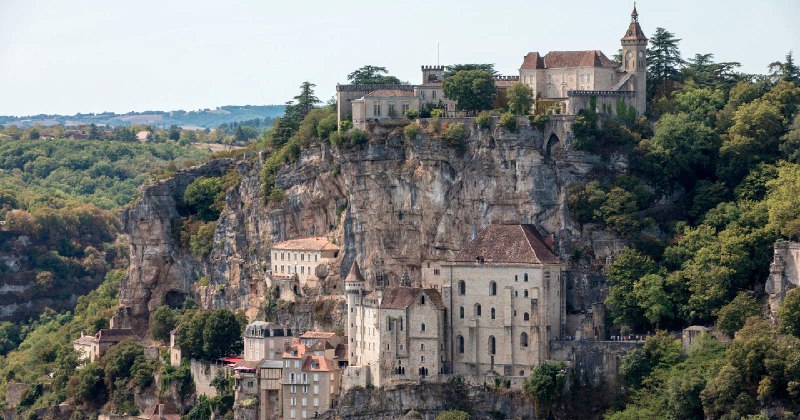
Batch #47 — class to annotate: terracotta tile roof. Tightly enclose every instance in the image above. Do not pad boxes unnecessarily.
[452,224,561,265]
[300,331,336,340]
[379,287,445,310]
[273,237,338,252]
[310,340,335,351]
[345,261,365,283]
[283,339,308,359]
[520,52,545,70]
[234,360,260,371]
[302,355,337,372]
[364,291,381,300]
[365,89,418,97]
[541,50,617,68]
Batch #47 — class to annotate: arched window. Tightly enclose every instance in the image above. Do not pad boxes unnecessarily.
[515,275,518,282]
[421,323,426,332]
[490,308,496,319]
[490,281,497,296]
[459,306,464,319]
[488,336,496,355]
[523,312,530,321]
[458,335,464,353]
[420,295,425,305]
[474,304,482,317]
[524,273,529,282]
[420,343,425,351]
[524,289,529,298]
[520,332,529,348]
[458,280,466,295]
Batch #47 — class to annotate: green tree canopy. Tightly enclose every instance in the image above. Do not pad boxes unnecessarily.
[716,291,760,337]
[347,65,402,85]
[442,70,497,114]
[778,288,800,337]
[443,64,496,79]
[647,27,686,100]
[183,176,225,221]
[507,83,534,115]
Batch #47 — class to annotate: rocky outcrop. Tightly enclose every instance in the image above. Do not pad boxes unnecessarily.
[118,119,621,332]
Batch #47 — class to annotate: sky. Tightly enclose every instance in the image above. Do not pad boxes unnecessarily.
[0,0,798,116]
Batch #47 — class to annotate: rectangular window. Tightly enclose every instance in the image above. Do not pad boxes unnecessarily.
[313,384,319,394]
[432,90,437,99]
[313,373,319,382]
[433,268,440,276]
[373,102,381,116]
[388,102,396,117]
[301,266,304,274]
[421,90,426,99]
[313,397,320,407]
[402,102,410,113]
[290,409,296,418]
[301,254,304,261]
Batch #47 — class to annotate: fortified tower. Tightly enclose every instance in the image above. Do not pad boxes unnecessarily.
[421,65,445,84]
[620,4,648,115]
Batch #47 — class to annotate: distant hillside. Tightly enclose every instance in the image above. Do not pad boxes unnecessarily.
[0,105,285,129]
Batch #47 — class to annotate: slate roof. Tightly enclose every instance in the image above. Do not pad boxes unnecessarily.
[521,50,617,70]
[621,21,648,42]
[452,224,561,265]
[379,287,445,310]
[272,237,338,252]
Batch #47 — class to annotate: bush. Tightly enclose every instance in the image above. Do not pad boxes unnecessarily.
[149,305,179,343]
[779,288,800,337]
[349,129,368,147]
[268,188,286,204]
[431,108,445,118]
[476,112,491,129]
[443,123,466,146]
[183,177,225,221]
[404,109,419,120]
[404,122,420,141]
[436,410,470,420]
[316,113,338,142]
[499,112,517,131]
[716,292,760,337]
[328,131,344,146]
[189,221,216,258]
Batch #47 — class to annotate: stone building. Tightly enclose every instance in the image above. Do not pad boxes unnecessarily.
[519,6,647,117]
[345,261,447,388]
[73,328,141,363]
[281,337,343,420]
[442,224,565,385]
[243,321,293,362]
[271,237,339,287]
[766,240,800,321]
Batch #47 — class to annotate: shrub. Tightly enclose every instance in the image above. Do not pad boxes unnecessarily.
[529,114,550,129]
[476,112,491,129]
[268,188,286,204]
[349,129,368,147]
[189,221,216,258]
[183,176,224,221]
[431,108,445,118]
[316,113,338,142]
[717,291,760,337]
[404,109,419,120]
[499,112,517,131]
[404,122,420,141]
[443,123,466,146]
[436,410,471,420]
[328,131,344,146]
[149,305,179,343]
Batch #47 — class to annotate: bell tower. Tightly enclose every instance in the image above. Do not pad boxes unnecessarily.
[621,4,648,115]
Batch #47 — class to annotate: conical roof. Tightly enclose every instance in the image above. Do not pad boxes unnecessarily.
[345,261,365,283]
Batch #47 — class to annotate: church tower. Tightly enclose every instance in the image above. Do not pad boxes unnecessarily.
[621,4,648,115]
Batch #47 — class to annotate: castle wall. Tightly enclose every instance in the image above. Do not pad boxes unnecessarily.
[766,241,800,321]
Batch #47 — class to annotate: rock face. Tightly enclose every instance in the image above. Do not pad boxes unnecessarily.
[117,119,619,334]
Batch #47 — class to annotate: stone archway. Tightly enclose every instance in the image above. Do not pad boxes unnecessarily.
[545,133,561,158]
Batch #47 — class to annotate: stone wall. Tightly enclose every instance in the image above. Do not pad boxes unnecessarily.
[549,340,641,390]
[190,358,229,397]
[766,241,800,321]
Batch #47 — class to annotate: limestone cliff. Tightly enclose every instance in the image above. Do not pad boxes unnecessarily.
[116,118,622,334]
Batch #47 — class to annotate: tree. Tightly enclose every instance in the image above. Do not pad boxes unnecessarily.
[633,273,673,328]
[442,70,497,114]
[523,361,565,417]
[70,362,107,406]
[645,113,719,189]
[347,65,402,85]
[443,64,496,79]
[716,292,760,337]
[506,83,534,115]
[683,53,742,91]
[647,27,686,100]
[177,310,207,359]
[768,51,800,84]
[183,176,224,221]
[605,248,659,330]
[168,125,181,141]
[87,123,101,140]
[778,288,800,337]
[288,82,321,123]
[202,309,243,359]
[149,305,179,343]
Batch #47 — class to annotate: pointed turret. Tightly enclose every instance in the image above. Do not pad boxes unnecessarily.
[344,260,365,294]
[621,4,647,43]
[631,3,638,22]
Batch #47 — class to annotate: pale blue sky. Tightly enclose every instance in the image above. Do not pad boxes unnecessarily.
[0,0,797,116]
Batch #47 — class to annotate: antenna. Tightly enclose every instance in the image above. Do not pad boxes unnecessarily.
[437,42,440,66]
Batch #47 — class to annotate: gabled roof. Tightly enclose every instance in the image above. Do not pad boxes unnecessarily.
[300,331,337,340]
[520,52,545,70]
[379,287,445,310]
[272,237,338,252]
[283,339,308,359]
[452,224,561,265]
[96,328,140,343]
[309,340,335,351]
[302,355,337,372]
[74,335,96,346]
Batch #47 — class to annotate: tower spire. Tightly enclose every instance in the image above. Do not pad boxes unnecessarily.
[631,3,638,22]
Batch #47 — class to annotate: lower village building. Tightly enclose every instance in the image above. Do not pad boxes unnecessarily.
[344,223,565,389]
